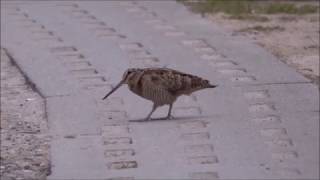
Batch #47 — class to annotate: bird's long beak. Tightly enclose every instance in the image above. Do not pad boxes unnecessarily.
[102,80,124,100]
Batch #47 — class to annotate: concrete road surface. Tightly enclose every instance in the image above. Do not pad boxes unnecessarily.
[1,1,319,179]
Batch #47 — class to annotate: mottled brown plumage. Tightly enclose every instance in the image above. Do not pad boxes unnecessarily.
[103,68,217,121]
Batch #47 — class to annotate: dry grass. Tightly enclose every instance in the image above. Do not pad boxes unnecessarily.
[238,25,285,33]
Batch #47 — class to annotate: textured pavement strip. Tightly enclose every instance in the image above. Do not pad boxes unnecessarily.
[1,1,319,179]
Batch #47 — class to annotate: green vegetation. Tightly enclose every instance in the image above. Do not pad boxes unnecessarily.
[258,3,319,14]
[238,25,285,33]
[180,0,319,18]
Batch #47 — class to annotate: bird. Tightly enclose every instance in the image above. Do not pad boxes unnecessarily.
[102,68,217,121]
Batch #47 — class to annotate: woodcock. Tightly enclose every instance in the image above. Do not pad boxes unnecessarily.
[102,68,217,121]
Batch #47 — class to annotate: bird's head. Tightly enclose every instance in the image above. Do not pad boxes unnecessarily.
[102,68,141,100]
[122,68,140,84]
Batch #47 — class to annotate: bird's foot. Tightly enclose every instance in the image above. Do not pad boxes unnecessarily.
[166,115,175,120]
[156,115,174,120]
[129,116,174,122]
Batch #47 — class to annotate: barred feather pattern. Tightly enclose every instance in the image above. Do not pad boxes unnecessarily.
[142,82,176,106]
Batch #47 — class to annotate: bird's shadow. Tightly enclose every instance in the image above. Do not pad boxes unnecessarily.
[129,115,212,123]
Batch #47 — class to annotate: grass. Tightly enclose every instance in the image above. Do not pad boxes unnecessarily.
[181,0,252,15]
[180,0,319,19]
[238,25,285,33]
[258,3,319,14]
[228,14,269,22]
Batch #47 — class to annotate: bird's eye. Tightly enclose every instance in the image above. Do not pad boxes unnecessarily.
[124,69,134,79]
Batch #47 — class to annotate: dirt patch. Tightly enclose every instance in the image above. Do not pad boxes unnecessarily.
[181,1,319,85]
[209,12,319,84]
[0,48,51,180]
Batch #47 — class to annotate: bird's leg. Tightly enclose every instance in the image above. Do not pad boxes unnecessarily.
[165,103,174,120]
[143,104,157,121]
[157,104,174,120]
[129,104,157,122]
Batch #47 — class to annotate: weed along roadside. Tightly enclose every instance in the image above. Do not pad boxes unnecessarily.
[180,0,319,16]
[180,0,320,85]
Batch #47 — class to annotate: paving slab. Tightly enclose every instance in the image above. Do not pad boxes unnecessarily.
[1,1,319,180]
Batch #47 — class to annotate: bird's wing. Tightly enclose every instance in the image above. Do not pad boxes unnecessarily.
[142,68,205,95]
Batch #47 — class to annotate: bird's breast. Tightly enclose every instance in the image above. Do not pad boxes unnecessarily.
[128,83,142,96]
[127,81,175,105]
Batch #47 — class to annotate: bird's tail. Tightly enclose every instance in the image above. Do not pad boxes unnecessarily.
[187,76,217,91]
[200,79,217,89]
[207,84,218,88]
